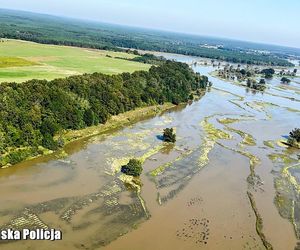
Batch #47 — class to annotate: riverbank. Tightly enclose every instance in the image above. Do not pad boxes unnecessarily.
[0,103,175,169]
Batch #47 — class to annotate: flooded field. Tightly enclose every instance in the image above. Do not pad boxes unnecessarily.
[0,54,299,250]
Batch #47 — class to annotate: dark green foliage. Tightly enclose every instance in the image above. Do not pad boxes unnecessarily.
[0,9,294,66]
[83,109,95,126]
[247,79,266,91]
[41,118,60,136]
[259,78,266,84]
[289,128,300,142]
[261,68,275,78]
[0,61,207,167]
[121,159,143,177]
[288,128,300,148]
[163,128,176,143]
[240,69,247,75]
[131,54,165,65]
[281,77,291,84]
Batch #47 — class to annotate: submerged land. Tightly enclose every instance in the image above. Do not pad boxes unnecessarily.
[0,9,300,250]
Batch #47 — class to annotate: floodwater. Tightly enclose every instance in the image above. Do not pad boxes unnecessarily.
[0,54,299,250]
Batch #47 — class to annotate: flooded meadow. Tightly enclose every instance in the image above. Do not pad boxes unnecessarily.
[0,54,299,250]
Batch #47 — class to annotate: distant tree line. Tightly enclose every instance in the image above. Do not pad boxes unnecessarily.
[130,53,166,65]
[0,61,209,167]
[0,10,294,67]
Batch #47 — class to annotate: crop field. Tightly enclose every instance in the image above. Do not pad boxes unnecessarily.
[0,39,150,83]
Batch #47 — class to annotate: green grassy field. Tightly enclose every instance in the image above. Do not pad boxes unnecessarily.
[0,39,150,83]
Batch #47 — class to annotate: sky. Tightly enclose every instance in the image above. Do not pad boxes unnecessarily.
[0,0,299,48]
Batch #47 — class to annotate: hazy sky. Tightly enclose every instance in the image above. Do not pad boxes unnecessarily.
[0,0,299,48]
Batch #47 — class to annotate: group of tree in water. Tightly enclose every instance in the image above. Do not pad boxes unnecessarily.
[121,127,176,177]
[0,61,209,167]
[217,64,296,92]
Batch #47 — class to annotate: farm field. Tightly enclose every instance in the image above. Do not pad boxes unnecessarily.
[0,39,150,83]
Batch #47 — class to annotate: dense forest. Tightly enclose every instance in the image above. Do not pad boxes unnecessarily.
[0,9,294,67]
[0,61,209,167]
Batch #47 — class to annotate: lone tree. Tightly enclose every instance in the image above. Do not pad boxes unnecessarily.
[163,128,176,143]
[121,159,143,177]
[281,77,291,84]
[287,128,300,148]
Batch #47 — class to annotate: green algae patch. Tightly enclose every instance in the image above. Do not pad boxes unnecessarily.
[268,153,294,165]
[217,118,240,124]
[282,164,300,194]
[264,141,275,149]
[198,117,233,169]
[276,140,290,148]
[201,118,232,141]
[247,192,273,250]
[226,127,256,146]
[119,174,141,192]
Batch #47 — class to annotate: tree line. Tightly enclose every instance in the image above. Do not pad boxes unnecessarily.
[0,61,209,167]
[0,9,294,67]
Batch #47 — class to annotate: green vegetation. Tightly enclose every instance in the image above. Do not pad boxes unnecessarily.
[281,77,291,84]
[247,79,266,91]
[247,192,273,250]
[163,128,176,143]
[288,128,300,148]
[259,78,266,84]
[131,53,165,65]
[0,9,293,66]
[261,68,275,78]
[121,159,143,177]
[0,60,209,167]
[0,40,150,83]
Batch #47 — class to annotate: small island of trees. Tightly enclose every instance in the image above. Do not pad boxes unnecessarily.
[163,128,176,143]
[247,79,266,91]
[121,159,143,177]
[281,77,291,84]
[287,128,300,148]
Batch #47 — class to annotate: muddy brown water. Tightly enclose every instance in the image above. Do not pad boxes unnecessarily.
[0,54,299,250]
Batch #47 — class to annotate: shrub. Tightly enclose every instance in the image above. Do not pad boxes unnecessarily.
[163,128,176,143]
[287,128,300,148]
[121,159,143,177]
[289,128,300,142]
[281,77,291,84]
